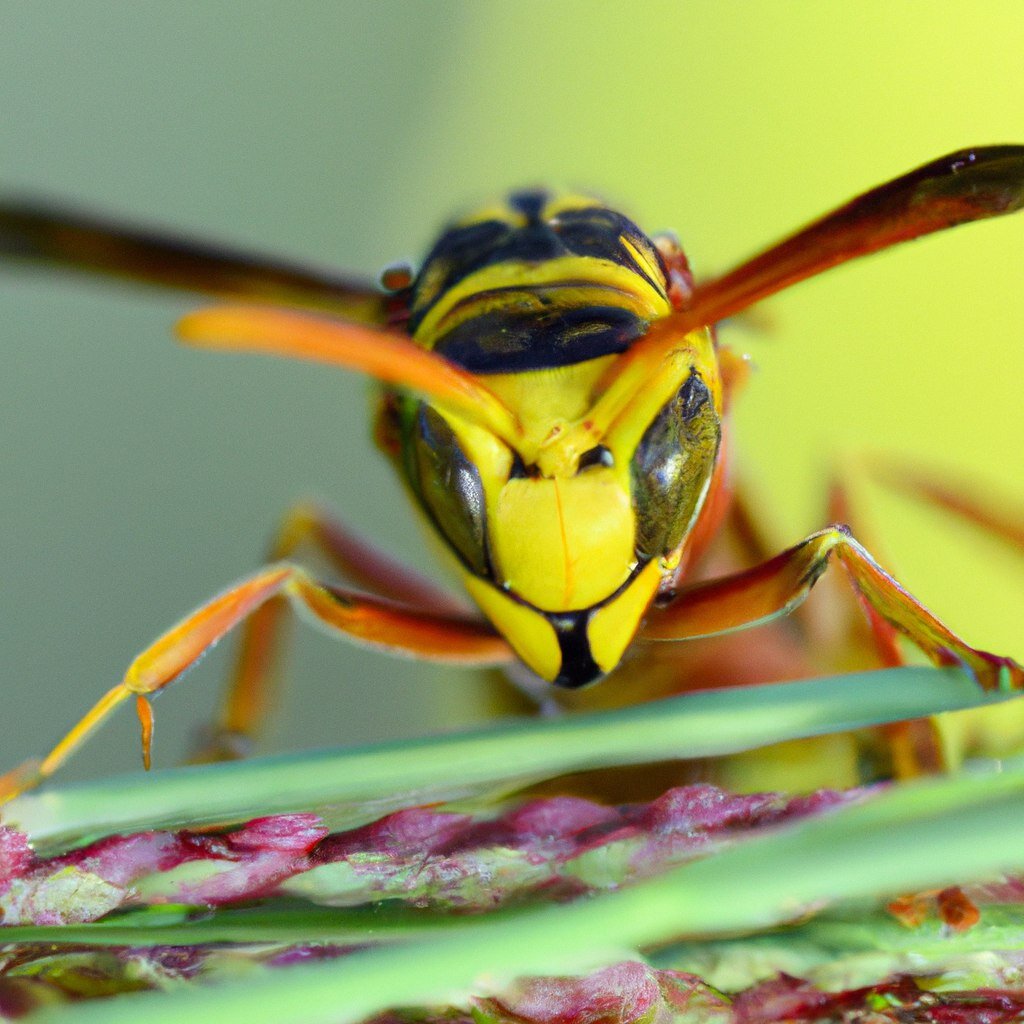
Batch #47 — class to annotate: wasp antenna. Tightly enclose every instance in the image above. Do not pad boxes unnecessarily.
[688,145,1024,327]
[584,317,700,440]
[622,146,1024,373]
[176,305,523,446]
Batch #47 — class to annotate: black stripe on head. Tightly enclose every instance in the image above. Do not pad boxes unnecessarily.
[434,303,649,372]
[410,217,561,333]
[550,207,667,296]
[410,196,667,336]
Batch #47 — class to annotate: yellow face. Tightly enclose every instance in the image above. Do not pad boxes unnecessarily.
[395,327,722,687]
[391,189,723,687]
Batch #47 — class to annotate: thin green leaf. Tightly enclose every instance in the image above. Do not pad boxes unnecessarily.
[30,756,1024,1024]
[5,666,1011,852]
[0,903,456,947]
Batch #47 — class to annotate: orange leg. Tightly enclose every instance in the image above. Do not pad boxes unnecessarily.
[819,483,952,777]
[642,524,1024,693]
[0,563,512,802]
[692,479,901,666]
[200,504,468,760]
[811,481,905,669]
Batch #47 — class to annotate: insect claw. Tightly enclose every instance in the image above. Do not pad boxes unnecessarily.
[960,651,1024,694]
[136,695,155,771]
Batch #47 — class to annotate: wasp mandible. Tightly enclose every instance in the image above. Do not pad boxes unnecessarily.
[1,146,1022,798]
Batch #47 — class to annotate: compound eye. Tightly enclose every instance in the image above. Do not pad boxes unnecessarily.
[410,404,490,578]
[630,372,720,560]
[577,444,614,472]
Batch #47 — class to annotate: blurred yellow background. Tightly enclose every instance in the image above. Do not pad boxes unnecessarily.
[0,2,1021,782]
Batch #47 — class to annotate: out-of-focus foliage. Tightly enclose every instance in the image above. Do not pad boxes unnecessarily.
[3,671,1024,1022]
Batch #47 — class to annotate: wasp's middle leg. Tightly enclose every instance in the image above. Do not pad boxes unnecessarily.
[642,524,1024,693]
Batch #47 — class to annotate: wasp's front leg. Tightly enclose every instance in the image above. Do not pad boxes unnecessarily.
[642,525,1024,693]
[0,564,512,803]
[196,503,470,762]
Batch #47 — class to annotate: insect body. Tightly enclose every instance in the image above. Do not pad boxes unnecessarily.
[1,147,1023,798]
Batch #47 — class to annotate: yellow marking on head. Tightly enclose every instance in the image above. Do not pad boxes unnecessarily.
[463,575,561,682]
[541,194,604,218]
[490,470,636,612]
[552,477,573,607]
[413,255,671,351]
[411,258,451,315]
[620,235,667,297]
[475,357,615,472]
[452,202,528,230]
[479,357,615,435]
[588,560,662,673]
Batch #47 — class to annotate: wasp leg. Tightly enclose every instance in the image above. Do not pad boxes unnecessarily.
[0,564,512,802]
[794,482,903,667]
[642,524,1024,693]
[822,482,948,778]
[199,504,467,761]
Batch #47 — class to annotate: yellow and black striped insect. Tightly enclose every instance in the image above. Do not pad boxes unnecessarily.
[1,146,1023,798]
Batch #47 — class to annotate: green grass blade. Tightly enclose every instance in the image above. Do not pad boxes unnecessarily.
[5,666,1012,852]
[30,757,1024,1024]
[0,903,458,947]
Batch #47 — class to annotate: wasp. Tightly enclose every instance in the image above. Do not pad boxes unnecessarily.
[1,146,1022,799]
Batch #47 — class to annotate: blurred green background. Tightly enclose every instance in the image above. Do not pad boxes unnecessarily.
[0,2,1021,783]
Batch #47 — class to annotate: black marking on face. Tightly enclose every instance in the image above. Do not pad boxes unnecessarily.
[431,302,648,372]
[577,444,614,472]
[508,450,531,480]
[549,206,666,298]
[547,610,603,688]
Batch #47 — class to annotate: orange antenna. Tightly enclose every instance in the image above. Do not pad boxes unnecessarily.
[177,305,524,447]
[609,145,1024,388]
